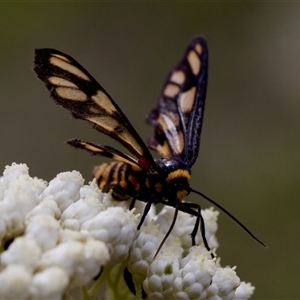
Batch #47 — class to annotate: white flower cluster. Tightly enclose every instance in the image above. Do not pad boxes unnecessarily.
[0,163,255,300]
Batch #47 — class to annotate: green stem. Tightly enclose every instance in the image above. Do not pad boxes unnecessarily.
[88,267,110,297]
[106,263,125,299]
[135,283,142,300]
[81,286,90,300]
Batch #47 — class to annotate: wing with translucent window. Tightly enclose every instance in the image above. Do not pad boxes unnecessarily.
[34,48,156,170]
[146,36,208,168]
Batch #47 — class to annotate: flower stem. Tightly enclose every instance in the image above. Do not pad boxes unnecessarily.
[88,267,110,297]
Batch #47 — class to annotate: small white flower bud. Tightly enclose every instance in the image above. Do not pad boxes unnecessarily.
[39,239,110,286]
[40,171,84,212]
[2,163,30,188]
[25,214,60,251]
[61,184,105,230]
[128,220,165,286]
[1,236,42,272]
[30,267,69,300]
[58,228,90,243]
[26,199,61,220]
[234,281,255,299]
[82,206,138,263]
[0,174,41,240]
[0,264,32,299]
[207,267,240,299]
[143,248,181,299]
[173,246,216,300]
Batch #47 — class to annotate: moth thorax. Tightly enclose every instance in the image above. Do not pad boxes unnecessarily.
[166,169,191,201]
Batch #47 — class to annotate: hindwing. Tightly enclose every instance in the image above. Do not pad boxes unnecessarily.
[34,49,156,170]
[68,138,142,170]
[147,36,208,168]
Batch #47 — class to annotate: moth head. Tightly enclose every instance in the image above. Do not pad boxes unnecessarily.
[165,169,191,201]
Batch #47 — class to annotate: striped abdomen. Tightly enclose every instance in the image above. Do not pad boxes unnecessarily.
[93,161,143,200]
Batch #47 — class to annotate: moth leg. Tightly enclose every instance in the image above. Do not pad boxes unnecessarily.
[123,267,147,299]
[178,202,214,258]
[177,202,201,245]
[129,197,137,210]
[137,195,156,230]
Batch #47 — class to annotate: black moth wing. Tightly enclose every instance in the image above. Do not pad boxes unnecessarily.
[34,48,156,170]
[147,36,208,168]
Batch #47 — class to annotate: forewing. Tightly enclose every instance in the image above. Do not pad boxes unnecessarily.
[147,36,208,167]
[34,48,156,169]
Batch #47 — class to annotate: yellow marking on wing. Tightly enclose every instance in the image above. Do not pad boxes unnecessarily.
[86,114,145,157]
[52,53,71,63]
[156,142,172,159]
[158,112,180,131]
[166,169,191,183]
[170,70,185,85]
[157,114,183,154]
[194,43,203,55]
[164,83,180,98]
[87,115,119,132]
[48,76,78,88]
[187,50,200,75]
[84,143,102,153]
[73,141,141,169]
[168,112,180,126]
[177,131,184,153]
[157,114,170,131]
[131,164,143,172]
[91,91,117,114]
[111,154,140,169]
[89,106,101,114]
[49,56,91,81]
[55,87,87,101]
[118,131,144,155]
[178,86,196,114]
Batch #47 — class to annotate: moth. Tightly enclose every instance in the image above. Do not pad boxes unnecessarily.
[34,36,265,257]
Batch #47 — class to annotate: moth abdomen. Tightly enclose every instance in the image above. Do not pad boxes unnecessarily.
[93,161,143,201]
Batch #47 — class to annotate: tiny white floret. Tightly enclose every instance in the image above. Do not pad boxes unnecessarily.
[1,236,42,272]
[0,264,32,299]
[40,171,84,212]
[30,266,69,299]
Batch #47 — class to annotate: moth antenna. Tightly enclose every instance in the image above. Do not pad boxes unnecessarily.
[153,200,180,259]
[190,188,267,248]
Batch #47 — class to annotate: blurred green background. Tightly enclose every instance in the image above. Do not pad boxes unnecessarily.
[0,3,299,299]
